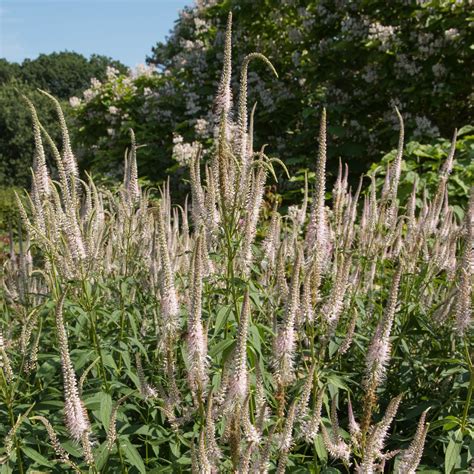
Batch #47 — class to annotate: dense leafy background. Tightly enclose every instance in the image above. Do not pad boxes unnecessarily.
[0,53,126,188]
[70,0,472,189]
[1,1,472,199]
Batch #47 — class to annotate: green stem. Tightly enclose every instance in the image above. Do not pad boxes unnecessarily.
[6,397,24,474]
[80,279,109,390]
[461,341,473,431]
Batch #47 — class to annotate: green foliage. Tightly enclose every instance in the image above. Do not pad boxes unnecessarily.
[0,187,21,260]
[0,187,20,230]
[371,125,474,212]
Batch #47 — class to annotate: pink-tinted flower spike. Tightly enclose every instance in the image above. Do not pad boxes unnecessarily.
[274,248,302,385]
[364,266,402,389]
[127,129,140,204]
[39,89,79,182]
[187,234,208,394]
[454,188,473,335]
[227,289,251,405]
[397,409,429,474]
[215,12,233,134]
[306,108,329,262]
[55,291,91,442]
[157,201,180,333]
[23,96,50,197]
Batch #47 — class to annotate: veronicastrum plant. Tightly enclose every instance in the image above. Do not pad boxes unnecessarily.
[1,13,473,474]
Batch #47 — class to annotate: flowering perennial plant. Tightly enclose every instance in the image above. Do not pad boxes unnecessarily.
[0,15,473,473]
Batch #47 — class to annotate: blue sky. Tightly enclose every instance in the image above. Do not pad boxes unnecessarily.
[0,0,191,67]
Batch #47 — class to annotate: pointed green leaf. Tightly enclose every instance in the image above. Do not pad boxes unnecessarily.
[122,438,146,474]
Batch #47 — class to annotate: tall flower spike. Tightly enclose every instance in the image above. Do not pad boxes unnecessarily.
[301,387,324,442]
[199,430,212,474]
[368,175,378,236]
[30,416,81,473]
[361,394,403,471]
[364,266,402,389]
[240,160,267,275]
[396,409,429,474]
[189,148,205,228]
[215,12,233,126]
[127,129,140,204]
[247,101,258,159]
[273,248,302,385]
[205,393,221,462]
[254,362,269,432]
[323,252,351,332]
[157,202,180,334]
[212,14,234,208]
[215,116,233,211]
[135,353,157,400]
[347,397,361,447]
[339,302,359,354]
[123,147,129,190]
[306,108,329,263]
[262,204,281,267]
[28,180,46,237]
[383,108,404,230]
[332,159,346,235]
[106,393,131,451]
[275,243,289,300]
[242,394,261,444]
[0,329,13,383]
[55,291,91,443]
[204,164,219,233]
[1,407,33,464]
[187,234,208,395]
[280,400,297,452]
[455,187,473,335]
[361,266,402,442]
[39,90,79,182]
[227,289,251,406]
[23,96,50,197]
[429,129,457,231]
[320,422,350,462]
[388,107,404,200]
[297,363,315,420]
[39,122,70,199]
[406,178,418,226]
[237,53,277,190]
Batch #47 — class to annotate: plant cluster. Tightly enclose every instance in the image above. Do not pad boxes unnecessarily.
[0,16,473,473]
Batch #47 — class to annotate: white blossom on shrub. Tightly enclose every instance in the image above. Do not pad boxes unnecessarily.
[172,134,200,166]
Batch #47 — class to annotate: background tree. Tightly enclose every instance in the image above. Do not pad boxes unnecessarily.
[18,52,127,99]
[72,0,472,196]
[0,52,127,188]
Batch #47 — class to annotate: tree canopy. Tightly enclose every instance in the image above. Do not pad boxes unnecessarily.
[0,52,127,99]
[0,52,127,187]
[70,0,472,193]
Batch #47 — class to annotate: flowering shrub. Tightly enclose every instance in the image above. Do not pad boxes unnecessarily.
[73,0,472,190]
[70,65,183,181]
[1,18,473,473]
